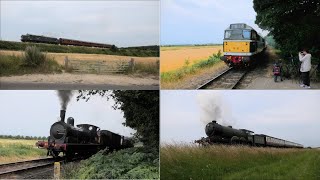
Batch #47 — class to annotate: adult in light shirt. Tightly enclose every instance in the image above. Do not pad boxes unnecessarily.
[299,49,312,89]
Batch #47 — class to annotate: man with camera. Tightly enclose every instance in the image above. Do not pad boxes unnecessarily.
[299,49,312,88]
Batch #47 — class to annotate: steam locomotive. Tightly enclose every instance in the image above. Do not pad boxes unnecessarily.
[220,23,266,67]
[21,34,115,49]
[36,110,133,158]
[197,120,303,148]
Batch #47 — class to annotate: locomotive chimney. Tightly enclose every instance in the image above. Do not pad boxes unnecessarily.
[212,120,217,123]
[60,110,66,122]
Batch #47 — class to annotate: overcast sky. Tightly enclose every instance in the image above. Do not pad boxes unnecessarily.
[0,91,135,137]
[161,90,320,148]
[0,0,159,47]
[161,0,268,45]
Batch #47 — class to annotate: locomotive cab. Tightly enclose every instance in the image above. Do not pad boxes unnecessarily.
[221,23,266,67]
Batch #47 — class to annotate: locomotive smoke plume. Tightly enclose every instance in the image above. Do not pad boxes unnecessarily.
[57,90,74,110]
[197,92,234,126]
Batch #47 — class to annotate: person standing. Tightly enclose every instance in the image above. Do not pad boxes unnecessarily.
[299,49,312,88]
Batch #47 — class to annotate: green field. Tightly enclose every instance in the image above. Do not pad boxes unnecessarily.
[0,138,47,164]
[0,40,159,57]
[161,144,320,180]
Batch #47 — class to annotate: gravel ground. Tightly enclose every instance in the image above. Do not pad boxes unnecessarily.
[0,73,159,90]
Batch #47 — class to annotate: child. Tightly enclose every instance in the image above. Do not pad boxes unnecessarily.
[273,62,283,82]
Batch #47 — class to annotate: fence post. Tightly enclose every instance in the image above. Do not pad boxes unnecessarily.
[54,162,60,179]
[130,58,135,72]
[64,56,69,70]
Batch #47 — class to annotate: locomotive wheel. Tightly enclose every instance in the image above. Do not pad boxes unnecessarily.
[231,136,239,145]
[49,150,60,158]
[239,137,247,145]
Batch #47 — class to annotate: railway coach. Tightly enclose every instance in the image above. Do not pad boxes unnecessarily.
[220,23,266,67]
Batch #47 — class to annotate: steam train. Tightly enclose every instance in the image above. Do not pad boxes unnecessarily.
[198,120,303,148]
[36,110,133,158]
[21,34,115,49]
[220,23,266,67]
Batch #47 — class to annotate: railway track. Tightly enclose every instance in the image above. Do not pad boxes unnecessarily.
[0,157,61,177]
[197,67,248,89]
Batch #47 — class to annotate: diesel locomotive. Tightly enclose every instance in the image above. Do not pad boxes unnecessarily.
[21,34,115,49]
[220,23,266,67]
[36,110,133,158]
[197,120,303,148]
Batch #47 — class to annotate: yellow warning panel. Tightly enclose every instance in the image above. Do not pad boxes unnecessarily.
[224,41,250,53]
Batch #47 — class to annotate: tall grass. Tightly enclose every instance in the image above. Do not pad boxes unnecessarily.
[161,51,222,82]
[130,60,159,75]
[161,144,320,180]
[0,46,62,76]
[0,138,47,164]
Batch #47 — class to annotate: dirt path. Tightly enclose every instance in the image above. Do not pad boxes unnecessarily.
[238,48,320,89]
[0,73,159,89]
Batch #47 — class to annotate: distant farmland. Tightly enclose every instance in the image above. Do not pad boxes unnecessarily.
[0,138,46,164]
[0,40,159,57]
[160,45,223,72]
[161,144,320,180]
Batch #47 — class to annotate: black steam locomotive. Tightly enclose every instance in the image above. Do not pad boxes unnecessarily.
[197,120,303,148]
[36,110,133,158]
[21,34,115,49]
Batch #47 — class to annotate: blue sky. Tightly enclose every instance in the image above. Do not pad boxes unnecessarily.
[0,91,135,137]
[161,0,268,45]
[0,1,159,47]
[161,90,320,147]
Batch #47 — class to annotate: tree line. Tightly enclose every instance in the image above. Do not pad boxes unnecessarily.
[254,0,320,62]
[0,134,47,140]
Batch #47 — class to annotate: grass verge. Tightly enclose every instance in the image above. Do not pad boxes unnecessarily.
[0,47,62,76]
[0,138,47,164]
[161,144,320,180]
[161,51,221,82]
[62,147,159,179]
[0,40,159,57]
[129,60,159,75]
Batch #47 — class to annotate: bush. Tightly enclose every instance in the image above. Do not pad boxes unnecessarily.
[22,46,46,67]
[63,147,159,179]
[0,47,62,76]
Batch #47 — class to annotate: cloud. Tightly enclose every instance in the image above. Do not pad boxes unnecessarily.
[1,1,159,47]
[161,0,268,44]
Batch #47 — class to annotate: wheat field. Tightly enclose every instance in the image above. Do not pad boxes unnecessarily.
[160,45,223,72]
[0,50,159,65]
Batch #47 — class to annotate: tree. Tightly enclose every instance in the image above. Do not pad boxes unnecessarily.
[254,0,320,60]
[77,90,159,149]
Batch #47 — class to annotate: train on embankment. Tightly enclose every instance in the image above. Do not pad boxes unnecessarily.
[220,23,266,67]
[21,34,116,49]
[196,120,303,148]
[36,110,133,159]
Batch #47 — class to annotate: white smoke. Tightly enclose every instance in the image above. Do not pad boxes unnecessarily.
[196,91,234,126]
